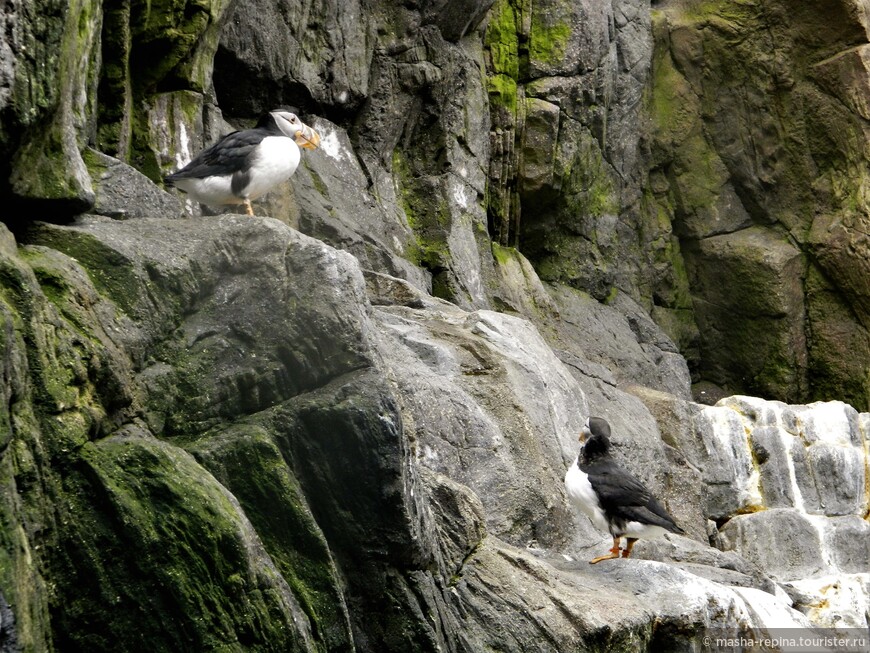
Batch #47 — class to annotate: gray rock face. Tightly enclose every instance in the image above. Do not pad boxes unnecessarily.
[423,0,495,42]
[1,0,99,215]
[4,0,870,649]
[686,396,870,627]
[650,0,870,408]
[373,298,587,548]
[292,117,431,291]
[85,149,183,220]
[216,0,372,116]
[11,214,866,650]
[542,284,692,398]
[688,226,807,402]
[719,510,829,581]
[487,0,660,306]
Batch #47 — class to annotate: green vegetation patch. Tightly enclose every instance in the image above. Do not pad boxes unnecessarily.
[392,149,452,272]
[188,424,353,652]
[529,4,571,68]
[50,435,305,651]
[484,0,520,78]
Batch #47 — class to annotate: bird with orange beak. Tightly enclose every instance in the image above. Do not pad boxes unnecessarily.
[565,416,684,563]
[165,109,321,216]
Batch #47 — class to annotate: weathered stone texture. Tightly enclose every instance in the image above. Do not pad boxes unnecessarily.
[3,0,870,649]
[649,0,870,408]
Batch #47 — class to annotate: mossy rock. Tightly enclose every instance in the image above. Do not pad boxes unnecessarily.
[484,0,521,79]
[187,423,354,652]
[528,1,572,70]
[49,434,312,651]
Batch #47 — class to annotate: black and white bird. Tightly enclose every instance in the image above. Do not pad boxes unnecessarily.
[164,109,321,216]
[565,416,684,564]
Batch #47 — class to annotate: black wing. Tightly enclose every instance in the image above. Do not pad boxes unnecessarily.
[582,460,683,533]
[581,460,652,508]
[165,129,264,182]
[619,501,684,533]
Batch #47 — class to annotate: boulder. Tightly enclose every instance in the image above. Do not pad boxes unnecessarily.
[718,510,830,581]
[85,149,183,220]
[649,0,870,409]
[688,226,807,401]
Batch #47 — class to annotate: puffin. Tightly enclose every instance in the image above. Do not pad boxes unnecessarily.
[164,108,321,216]
[565,416,684,564]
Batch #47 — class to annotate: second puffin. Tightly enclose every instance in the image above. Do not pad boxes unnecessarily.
[565,416,684,564]
[165,109,321,216]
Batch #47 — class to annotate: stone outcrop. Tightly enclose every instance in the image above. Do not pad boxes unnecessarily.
[648,0,870,408]
[4,214,868,651]
[1,0,869,650]
[3,0,867,407]
[702,397,870,629]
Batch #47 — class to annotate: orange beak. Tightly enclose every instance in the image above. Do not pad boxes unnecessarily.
[295,125,321,150]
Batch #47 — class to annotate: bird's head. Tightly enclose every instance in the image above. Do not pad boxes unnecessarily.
[579,416,611,443]
[270,110,321,150]
[579,416,612,457]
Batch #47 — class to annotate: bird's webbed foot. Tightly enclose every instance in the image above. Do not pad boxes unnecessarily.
[589,537,622,564]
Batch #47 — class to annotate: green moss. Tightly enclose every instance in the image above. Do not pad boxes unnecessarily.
[0,257,90,422]
[485,0,520,78]
[129,0,212,93]
[10,130,86,204]
[562,136,618,218]
[188,425,353,652]
[648,36,702,151]
[96,2,133,157]
[27,227,143,318]
[663,234,694,310]
[678,0,751,25]
[0,376,53,653]
[308,167,329,198]
[392,149,452,272]
[529,8,571,67]
[486,74,518,114]
[49,435,305,651]
[491,242,517,267]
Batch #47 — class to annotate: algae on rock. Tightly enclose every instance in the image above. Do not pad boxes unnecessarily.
[647,0,870,408]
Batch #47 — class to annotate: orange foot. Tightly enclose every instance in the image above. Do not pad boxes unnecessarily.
[621,537,638,558]
[589,537,622,564]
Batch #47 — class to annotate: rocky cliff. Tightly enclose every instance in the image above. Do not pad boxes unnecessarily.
[0,0,869,651]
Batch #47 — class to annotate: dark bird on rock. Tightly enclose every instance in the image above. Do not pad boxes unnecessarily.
[565,416,684,564]
[164,109,321,216]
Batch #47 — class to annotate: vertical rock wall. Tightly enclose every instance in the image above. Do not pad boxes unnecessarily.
[648,0,870,408]
[1,0,870,649]
[483,0,665,306]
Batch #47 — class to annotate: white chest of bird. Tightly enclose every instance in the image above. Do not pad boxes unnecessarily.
[565,460,610,533]
[242,135,302,201]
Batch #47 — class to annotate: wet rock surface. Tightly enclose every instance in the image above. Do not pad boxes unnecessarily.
[1,0,870,650]
[2,214,867,650]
